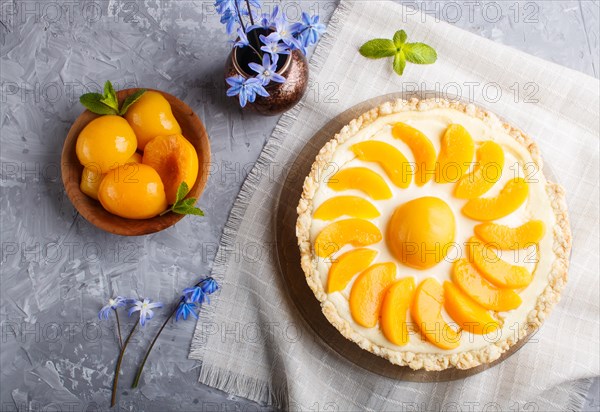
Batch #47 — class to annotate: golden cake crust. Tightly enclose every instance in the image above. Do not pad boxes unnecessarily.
[296,98,571,371]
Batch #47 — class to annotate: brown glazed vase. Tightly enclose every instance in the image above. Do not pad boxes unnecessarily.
[225,46,309,116]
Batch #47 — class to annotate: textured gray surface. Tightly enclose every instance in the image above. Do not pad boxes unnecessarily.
[0,1,598,411]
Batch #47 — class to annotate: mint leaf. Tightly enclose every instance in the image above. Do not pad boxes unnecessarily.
[79,93,118,115]
[393,52,406,76]
[172,198,197,213]
[174,182,190,205]
[393,30,407,48]
[173,199,204,216]
[100,81,119,112]
[358,30,437,77]
[104,81,114,98]
[99,96,118,111]
[180,198,197,208]
[402,42,437,64]
[359,39,397,59]
[79,81,145,116]
[119,89,147,115]
[81,92,104,101]
[178,206,204,216]
[160,182,204,217]
[104,81,117,103]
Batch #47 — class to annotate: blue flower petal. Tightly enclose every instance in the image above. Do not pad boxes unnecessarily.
[255,87,269,98]
[271,73,286,83]
[239,91,248,107]
[98,306,111,320]
[200,278,219,294]
[248,62,264,75]
[226,87,241,97]
[226,75,244,87]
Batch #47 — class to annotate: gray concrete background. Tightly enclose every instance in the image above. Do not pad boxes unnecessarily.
[0,1,598,411]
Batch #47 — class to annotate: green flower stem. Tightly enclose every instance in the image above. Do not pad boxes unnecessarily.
[234,1,246,32]
[111,317,139,407]
[245,0,255,25]
[131,300,182,389]
[233,0,261,61]
[114,310,123,348]
[244,0,264,60]
[247,44,263,61]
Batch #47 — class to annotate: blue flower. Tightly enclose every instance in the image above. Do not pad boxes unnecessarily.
[290,40,307,56]
[248,5,279,31]
[215,0,239,14]
[220,8,239,34]
[128,298,163,327]
[249,54,286,86]
[98,296,129,320]
[291,12,326,47]
[267,14,301,49]
[183,286,206,304]
[183,277,219,306]
[199,277,220,294]
[175,299,199,322]
[216,0,259,34]
[259,34,290,58]
[234,27,249,48]
[226,75,269,107]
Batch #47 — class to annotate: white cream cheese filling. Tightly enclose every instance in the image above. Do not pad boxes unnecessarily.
[308,108,556,354]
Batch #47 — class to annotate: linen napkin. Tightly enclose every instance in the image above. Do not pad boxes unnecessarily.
[190,1,600,410]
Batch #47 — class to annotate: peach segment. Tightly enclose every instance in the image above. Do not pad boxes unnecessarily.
[474,220,545,250]
[142,134,199,205]
[466,237,533,288]
[327,248,378,293]
[314,196,380,221]
[455,141,505,199]
[126,152,143,163]
[392,122,436,186]
[76,115,137,174]
[351,141,412,188]
[411,278,460,350]
[80,166,105,200]
[443,282,500,335]
[81,153,139,195]
[98,164,168,219]
[328,167,392,200]
[435,124,475,183]
[314,219,382,258]
[452,259,522,311]
[349,263,397,328]
[462,178,529,221]
[380,277,416,346]
[124,90,181,150]
[387,197,456,270]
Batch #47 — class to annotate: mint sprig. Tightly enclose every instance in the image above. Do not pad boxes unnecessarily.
[79,80,147,116]
[359,30,437,76]
[119,89,147,115]
[357,39,397,58]
[161,182,204,216]
[79,93,119,115]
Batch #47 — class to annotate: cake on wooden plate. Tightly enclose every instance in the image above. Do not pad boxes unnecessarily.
[296,98,571,371]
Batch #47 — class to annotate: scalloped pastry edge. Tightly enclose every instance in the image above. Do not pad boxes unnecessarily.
[296,97,572,371]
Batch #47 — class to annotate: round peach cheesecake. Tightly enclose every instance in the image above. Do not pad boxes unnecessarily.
[296,98,571,371]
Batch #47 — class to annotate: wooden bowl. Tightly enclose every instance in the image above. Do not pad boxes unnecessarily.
[61,88,211,236]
